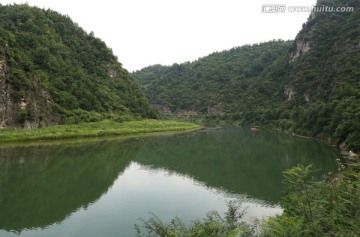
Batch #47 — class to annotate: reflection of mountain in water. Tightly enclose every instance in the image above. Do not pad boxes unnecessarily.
[0,127,338,233]
[135,127,338,203]
[0,139,144,233]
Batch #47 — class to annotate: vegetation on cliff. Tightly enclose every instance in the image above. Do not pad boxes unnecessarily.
[0,4,155,129]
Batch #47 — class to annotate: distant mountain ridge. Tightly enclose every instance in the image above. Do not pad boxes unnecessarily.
[0,4,154,129]
[133,0,360,151]
[133,40,292,116]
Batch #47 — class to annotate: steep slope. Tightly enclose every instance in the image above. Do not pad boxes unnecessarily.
[0,4,154,129]
[133,0,360,150]
[285,0,360,150]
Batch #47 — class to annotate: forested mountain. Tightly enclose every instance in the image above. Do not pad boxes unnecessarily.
[133,0,360,151]
[0,4,154,129]
[133,40,292,116]
[285,0,360,150]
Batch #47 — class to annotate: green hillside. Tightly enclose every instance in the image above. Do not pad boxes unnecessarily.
[285,0,360,150]
[133,40,292,116]
[0,4,155,129]
[133,0,360,151]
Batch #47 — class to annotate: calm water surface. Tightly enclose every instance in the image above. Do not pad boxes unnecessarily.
[0,127,339,236]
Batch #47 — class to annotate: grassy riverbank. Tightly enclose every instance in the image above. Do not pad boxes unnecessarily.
[0,119,201,143]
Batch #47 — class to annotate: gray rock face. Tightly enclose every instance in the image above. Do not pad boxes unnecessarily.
[289,39,311,63]
[0,51,58,129]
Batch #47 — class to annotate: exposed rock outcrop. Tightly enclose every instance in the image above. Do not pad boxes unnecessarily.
[289,39,311,63]
[151,104,200,117]
[151,103,224,117]
[207,103,224,116]
[0,50,11,128]
[284,85,296,101]
[0,50,58,129]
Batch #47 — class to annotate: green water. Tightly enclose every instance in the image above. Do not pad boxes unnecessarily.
[0,127,339,236]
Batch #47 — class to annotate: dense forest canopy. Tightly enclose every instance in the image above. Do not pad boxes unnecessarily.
[0,4,155,128]
[133,40,292,115]
[133,0,360,151]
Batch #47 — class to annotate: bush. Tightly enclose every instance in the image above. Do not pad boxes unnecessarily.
[262,163,360,236]
[135,162,360,237]
[135,201,255,237]
[261,214,307,237]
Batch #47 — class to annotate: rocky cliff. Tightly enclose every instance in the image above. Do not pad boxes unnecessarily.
[0,48,57,129]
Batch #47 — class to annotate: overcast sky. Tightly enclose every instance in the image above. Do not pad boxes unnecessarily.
[1,0,317,71]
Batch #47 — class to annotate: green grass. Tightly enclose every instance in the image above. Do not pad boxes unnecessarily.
[0,119,202,143]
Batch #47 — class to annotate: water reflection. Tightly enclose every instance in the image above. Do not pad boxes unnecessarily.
[0,139,142,233]
[0,127,339,236]
[135,127,339,203]
[134,162,283,224]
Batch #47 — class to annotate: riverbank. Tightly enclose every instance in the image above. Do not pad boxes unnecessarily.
[0,119,202,143]
[208,117,352,151]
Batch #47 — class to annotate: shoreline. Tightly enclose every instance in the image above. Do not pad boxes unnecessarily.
[0,119,202,146]
[269,127,359,160]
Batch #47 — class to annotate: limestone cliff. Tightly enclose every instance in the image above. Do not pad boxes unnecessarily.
[0,49,58,129]
[289,39,311,63]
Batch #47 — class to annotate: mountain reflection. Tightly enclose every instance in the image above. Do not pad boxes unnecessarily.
[0,127,338,234]
[0,138,143,232]
[135,127,339,203]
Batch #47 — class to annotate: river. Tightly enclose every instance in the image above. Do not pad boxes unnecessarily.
[0,126,339,236]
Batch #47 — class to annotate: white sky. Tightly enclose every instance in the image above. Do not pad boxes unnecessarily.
[1,0,317,71]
